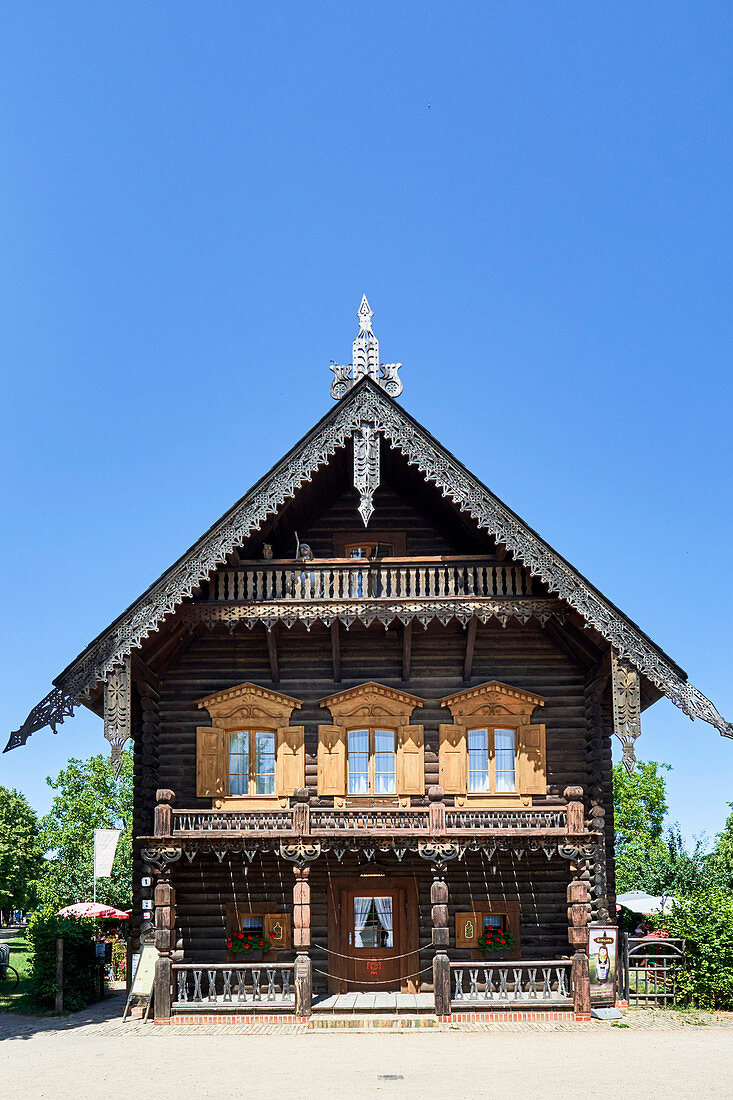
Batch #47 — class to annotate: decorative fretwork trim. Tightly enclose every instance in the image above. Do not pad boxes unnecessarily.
[611,650,642,774]
[177,597,563,633]
[6,379,732,751]
[103,655,132,778]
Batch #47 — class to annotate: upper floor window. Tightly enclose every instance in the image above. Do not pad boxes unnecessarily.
[348,727,396,795]
[229,729,276,796]
[467,727,516,793]
[345,541,395,560]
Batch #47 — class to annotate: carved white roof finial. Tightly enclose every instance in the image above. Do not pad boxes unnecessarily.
[330,297,403,401]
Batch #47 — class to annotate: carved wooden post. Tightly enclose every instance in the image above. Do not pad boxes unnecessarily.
[154,789,175,837]
[564,785,584,835]
[431,865,451,1018]
[292,788,310,837]
[566,850,592,1019]
[428,785,446,835]
[153,859,177,1023]
[55,936,64,1013]
[293,864,312,1017]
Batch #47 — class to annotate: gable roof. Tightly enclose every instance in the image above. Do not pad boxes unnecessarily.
[6,377,732,751]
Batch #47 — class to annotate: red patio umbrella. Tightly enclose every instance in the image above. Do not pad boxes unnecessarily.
[57,902,130,919]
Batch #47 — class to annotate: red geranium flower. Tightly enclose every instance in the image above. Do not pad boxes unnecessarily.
[243,942,250,950]
[258,940,263,946]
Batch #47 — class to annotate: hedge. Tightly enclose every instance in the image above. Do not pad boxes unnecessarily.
[26,907,100,1012]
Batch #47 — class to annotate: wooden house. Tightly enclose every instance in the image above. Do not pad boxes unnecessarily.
[8,298,731,1022]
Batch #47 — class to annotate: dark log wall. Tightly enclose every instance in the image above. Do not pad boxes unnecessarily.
[174,849,571,994]
[155,617,592,806]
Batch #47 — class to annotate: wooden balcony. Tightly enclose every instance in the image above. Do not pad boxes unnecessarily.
[151,787,587,844]
[208,557,535,603]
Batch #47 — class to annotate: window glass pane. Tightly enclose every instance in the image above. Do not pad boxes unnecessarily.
[468,728,490,792]
[348,729,369,794]
[229,731,249,796]
[494,728,516,792]
[254,730,276,795]
[374,728,396,794]
[354,897,393,948]
[241,915,264,933]
[484,914,505,931]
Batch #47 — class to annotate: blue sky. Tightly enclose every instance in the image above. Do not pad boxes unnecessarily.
[1,3,731,842]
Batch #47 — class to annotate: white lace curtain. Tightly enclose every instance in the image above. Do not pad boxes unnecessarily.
[373,897,393,947]
[354,897,371,948]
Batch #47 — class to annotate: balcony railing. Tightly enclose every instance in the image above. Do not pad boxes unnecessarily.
[172,963,295,1011]
[209,557,533,602]
[451,960,572,1007]
[165,796,576,839]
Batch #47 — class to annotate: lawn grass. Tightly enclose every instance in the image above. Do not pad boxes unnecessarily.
[0,929,37,1014]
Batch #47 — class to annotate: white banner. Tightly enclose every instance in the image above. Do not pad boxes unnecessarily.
[93,828,121,879]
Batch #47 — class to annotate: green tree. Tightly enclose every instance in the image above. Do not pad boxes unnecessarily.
[665,889,733,1010]
[0,787,43,920]
[39,751,132,910]
[708,803,733,890]
[613,759,670,893]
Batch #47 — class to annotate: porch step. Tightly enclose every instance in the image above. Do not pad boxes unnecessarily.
[309,1013,439,1030]
[312,993,435,1014]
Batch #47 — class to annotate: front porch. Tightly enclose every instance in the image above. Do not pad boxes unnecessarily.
[140,784,596,1024]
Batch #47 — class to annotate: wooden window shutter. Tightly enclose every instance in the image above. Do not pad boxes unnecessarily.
[264,913,292,951]
[396,724,424,797]
[276,725,305,797]
[518,723,547,795]
[196,726,228,798]
[439,723,467,795]
[455,912,480,948]
[317,724,346,796]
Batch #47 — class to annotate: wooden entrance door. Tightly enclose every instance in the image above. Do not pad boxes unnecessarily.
[330,878,419,993]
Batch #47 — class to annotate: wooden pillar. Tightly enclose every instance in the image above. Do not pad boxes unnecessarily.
[154,789,175,837]
[564,785,585,836]
[567,851,591,1019]
[428,785,446,835]
[55,936,64,1014]
[154,866,176,1023]
[292,788,310,836]
[431,865,451,1018]
[293,865,312,1017]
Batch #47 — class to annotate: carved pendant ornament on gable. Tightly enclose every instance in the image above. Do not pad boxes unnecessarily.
[6,305,733,759]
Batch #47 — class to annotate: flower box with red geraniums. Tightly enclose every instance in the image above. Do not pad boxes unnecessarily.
[477,928,515,955]
[226,931,273,961]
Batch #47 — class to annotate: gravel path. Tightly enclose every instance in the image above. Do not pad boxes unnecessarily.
[2,995,732,1099]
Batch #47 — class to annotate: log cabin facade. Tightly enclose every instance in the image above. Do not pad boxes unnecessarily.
[8,298,732,1022]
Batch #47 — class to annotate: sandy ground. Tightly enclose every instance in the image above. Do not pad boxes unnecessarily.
[2,1005,733,1100]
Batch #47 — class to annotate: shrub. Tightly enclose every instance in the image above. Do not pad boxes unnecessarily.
[664,889,733,1010]
[26,907,99,1012]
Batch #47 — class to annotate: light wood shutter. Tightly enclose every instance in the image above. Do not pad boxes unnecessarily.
[439,723,467,795]
[196,726,228,797]
[264,912,292,951]
[455,912,481,948]
[518,723,547,795]
[397,724,424,796]
[317,724,346,796]
[276,725,305,796]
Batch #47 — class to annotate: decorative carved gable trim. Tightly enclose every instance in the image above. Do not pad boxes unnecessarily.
[7,377,732,754]
[319,682,423,723]
[440,681,545,722]
[197,682,301,726]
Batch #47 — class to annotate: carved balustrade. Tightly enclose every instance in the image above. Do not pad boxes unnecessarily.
[209,558,534,603]
[167,799,573,840]
[172,963,295,1009]
[450,960,572,1006]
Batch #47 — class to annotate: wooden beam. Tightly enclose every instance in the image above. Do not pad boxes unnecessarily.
[331,620,341,683]
[131,653,160,694]
[147,623,199,674]
[402,622,412,682]
[463,617,478,682]
[266,625,279,684]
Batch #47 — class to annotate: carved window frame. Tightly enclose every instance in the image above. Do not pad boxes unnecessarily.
[440,681,546,809]
[318,682,424,808]
[196,682,303,810]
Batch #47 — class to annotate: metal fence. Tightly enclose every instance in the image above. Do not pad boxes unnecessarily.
[619,935,685,1006]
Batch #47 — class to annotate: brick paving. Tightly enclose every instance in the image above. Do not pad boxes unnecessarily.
[1,990,732,1039]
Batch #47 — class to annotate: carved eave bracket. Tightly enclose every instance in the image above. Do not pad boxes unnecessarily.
[104,655,132,779]
[611,651,642,773]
